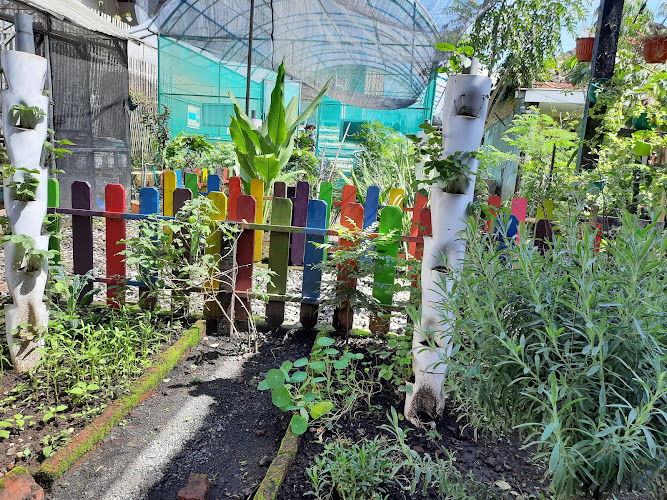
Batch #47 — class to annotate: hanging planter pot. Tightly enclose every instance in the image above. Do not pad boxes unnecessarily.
[643,35,667,64]
[588,78,610,104]
[576,37,595,62]
[632,113,657,131]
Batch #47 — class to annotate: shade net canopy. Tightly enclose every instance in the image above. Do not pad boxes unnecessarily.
[135,0,477,110]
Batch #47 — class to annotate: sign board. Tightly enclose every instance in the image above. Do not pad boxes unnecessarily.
[187,105,201,130]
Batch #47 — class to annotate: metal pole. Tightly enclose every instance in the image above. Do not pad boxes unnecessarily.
[245,0,255,116]
[576,0,625,172]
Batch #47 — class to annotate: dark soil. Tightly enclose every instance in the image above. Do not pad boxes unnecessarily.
[280,387,547,500]
[0,315,195,477]
[45,326,315,500]
[142,327,315,500]
[279,336,660,500]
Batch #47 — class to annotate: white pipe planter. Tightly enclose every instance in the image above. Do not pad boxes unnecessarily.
[2,32,50,373]
[405,72,491,423]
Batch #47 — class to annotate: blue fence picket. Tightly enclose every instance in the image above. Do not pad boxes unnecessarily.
[207,174,220,195]
[138,187,159,309]
[363,185,380,229]
[300,199,327,329]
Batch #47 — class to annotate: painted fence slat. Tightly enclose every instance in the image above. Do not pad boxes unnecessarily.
[47,178,60,265]
[175,169,183,188]
[184,172,199,199]
[363,185,380,230]
[234,194,256,329]
[411,207,432,303]
[388,188,404,208]
[266,197,293,327]
[409,193,428,258]
[228,176,242,221]
[300,199,327,329]
[341,184,357,211]
[319,182,333,227]
[535,218,553,255]
[172,188,193,315]
[163,170,176,216]
[138,187,159,310]
[495,215,519,251]
[511,197,528,242]
[201,168,208,191]
[536,200,554,221]
[290,181,310,266]
[72,181,94,303]
[334,202,364,333]
[207,174,220,195]
[204,191,228,329]
[274,182,286,198]
[250,178,264,262]
[105,184,126,308]
[486,195,502,233]
[370,206,403,334]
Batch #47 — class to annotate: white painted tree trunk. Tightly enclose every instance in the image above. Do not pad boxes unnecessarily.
[405,72,491,423]
[2,46,50,373]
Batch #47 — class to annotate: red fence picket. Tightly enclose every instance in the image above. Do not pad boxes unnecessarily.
[105,184,126,308]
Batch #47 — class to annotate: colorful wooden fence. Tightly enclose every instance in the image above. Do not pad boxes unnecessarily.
[46,174,432,335]
[47,169,587,334]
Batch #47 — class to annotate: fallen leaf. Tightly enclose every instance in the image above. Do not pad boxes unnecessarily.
[495,480,512,491]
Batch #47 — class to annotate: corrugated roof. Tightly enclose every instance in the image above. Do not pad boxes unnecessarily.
[20,0,134,39]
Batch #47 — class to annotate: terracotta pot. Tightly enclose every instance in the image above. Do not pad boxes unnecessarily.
[643,35,667,64]
[576,37,595,62]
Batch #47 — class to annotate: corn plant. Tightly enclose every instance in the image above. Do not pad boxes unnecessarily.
[436,211,667,499]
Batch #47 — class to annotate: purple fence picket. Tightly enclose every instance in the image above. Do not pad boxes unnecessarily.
[72,181,94,303]
[290,181,310,265]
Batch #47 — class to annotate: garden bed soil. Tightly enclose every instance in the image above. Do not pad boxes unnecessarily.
[278,336,658,500]
[0,315,198,477]
[279,387,548,500]
[45,326,315,500]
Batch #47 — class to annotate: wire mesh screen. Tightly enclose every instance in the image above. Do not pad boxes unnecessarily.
[0,0,130,209]
[137,0,475,110]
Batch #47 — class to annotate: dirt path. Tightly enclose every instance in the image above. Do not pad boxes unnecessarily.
[46,327,315,500]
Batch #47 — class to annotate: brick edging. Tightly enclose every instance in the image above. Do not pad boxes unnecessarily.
[36,319,205,485]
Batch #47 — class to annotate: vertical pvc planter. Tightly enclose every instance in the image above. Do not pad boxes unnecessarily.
[405,72,491,423]
[2,17,50,373]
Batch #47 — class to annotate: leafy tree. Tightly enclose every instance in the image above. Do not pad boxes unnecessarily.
[462,0,587,125]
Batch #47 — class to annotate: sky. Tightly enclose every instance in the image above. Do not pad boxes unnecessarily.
[561,0,665,51]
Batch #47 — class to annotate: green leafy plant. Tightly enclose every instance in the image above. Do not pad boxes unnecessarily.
[434,41,474,73]
[228,61,330,198]
[40,428,74,458]
[438,212,667,499]
[6,167,40,201]
[48,266,99,327]
[0,414,34,432]
[257,336,364,435]
[1,234,58,272]
[409,122,475,195]
[67,381,100,406]
[42,404,67,423]
[121,196,239,322]
[43,129,74,170]
[10,322,47,342]
[10,104,45,129]
[164,132,214,171]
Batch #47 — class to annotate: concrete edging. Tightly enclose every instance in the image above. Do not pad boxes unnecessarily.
[36,319,206,485]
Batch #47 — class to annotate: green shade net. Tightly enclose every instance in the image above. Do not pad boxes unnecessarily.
[137,0,477,110]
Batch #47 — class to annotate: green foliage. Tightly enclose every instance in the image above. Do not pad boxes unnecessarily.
[306,407,492,499]
[346,121,417,212]
[33,308,176,402]
[42,404,67,423]
[257,336,364,435]
[40,428,73,458]
[502,108,580,213]
[464,0,586,88]
[409,122,474,195]
[367,333,413,394]
[434,42,474,73]
[1,233,58,271]
[164,132,214,171]
[0,414,34,433]
[48,266,99,327]
[572,1,667,218]
[139,104,172,168]
[199,141,238,172]
[439,212,667,499]
[314,223,417,319]
[10,104,46,129]
[6,167,40,202]
[228,62,329,195]
[285,132,320,184]
[121,197,239,318]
